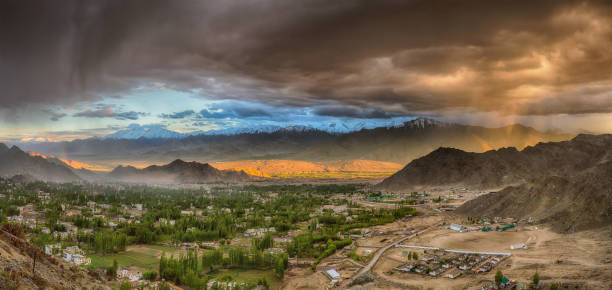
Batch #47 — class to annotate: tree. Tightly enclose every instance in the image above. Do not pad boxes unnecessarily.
[495,269,503,285]
[533,271,540,287]
[549,283,559,290]
[143,271,157,281]
[257,277,269,288]
[412,252,418,260]
[107,259,118,277]
[119,280,131,290]
[275,256,286,279]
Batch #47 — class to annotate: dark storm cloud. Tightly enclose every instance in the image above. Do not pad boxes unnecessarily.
[1,0,612,117]
[42,110,67,122]
[312,106,404,119]
[159,110,196,119]
[73,105,147,120]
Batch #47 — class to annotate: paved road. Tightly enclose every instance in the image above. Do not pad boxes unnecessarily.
[342,227,432,288]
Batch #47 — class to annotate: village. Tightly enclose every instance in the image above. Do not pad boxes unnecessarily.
[1,178,605,289]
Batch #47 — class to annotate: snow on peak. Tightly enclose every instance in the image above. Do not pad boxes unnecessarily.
[102,117,449,139]
[104,124,183,139]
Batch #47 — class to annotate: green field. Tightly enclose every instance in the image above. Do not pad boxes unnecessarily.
[206,268,282,290]
[87,244,179,270]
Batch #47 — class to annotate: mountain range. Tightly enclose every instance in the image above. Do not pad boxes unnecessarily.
[0,143,81,182]
[18,118,573,168]
[377,134,612,232]
[377,133,612,191]
[0,143,252,184]
[103,119,414,139]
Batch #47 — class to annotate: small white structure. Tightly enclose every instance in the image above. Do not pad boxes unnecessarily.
[45,243,61,255]
[447,272,462,279]
[117,268,142,282]
[7,216,23,223]
[243,227,276,237]
[510,243,527,250]
[72,254,91,265]
[326,269,341,280]
[134,204,143,211]
[62,246,87,264]
[449,224,468,232]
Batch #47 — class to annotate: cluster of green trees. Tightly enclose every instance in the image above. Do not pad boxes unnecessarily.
[252,233,274,250]
[406,251,418,261]
[159,247,288,289]
[72,215,105,229]
[93,232,127,255]
[312,239,352,269]
[74,231,127,255]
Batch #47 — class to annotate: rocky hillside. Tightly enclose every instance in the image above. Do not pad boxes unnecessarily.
[0,224,108,289]
[378,134,612,191]
[108,159,253,184]
[0,144,81,183]
[456,159,612,232]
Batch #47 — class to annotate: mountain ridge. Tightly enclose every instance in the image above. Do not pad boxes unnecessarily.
[377,133,612,190]
[107,158,253,184]
[0,143,82,182]
[16,118,573,167]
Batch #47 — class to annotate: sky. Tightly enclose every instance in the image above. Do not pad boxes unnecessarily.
[1,0,612,142]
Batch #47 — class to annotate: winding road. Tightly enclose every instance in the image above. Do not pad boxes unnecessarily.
[342,226,433,288]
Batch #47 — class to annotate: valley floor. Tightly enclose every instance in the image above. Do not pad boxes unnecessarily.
[282,200,612,289]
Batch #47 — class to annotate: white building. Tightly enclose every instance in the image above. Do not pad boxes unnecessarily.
[117,268,142,282]
[45,243,62,255]
[326,269,341,280]
[243,227,276,237]
[449,224,468,232]
[134,204,143,211]
[510,243,527,250]
[71,254,91,265]
[7,216,23,222]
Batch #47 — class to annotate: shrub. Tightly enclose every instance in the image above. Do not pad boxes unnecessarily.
[533,271,540,286]
[143,271,157,281]
[495,270,503,285]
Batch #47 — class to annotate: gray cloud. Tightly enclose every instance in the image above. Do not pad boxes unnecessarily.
[312,106,404,119]
[42,109,67,121]
[159,110,195,119]
[1,0,611,117]
[73,105,147,120]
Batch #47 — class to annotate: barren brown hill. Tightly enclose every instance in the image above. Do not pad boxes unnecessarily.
[0,144,81,183]
[456,160,612,232]
[108,159,252,184]
[0,224,108,289]
[377,134,612,191]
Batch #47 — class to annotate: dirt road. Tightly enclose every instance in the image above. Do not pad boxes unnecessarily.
[342,226,433,288]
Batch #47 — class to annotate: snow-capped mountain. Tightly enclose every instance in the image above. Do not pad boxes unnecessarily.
[398,117,452,129]
[104,124,185,139]
[103,117,431,139]
[199,125,284,135]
